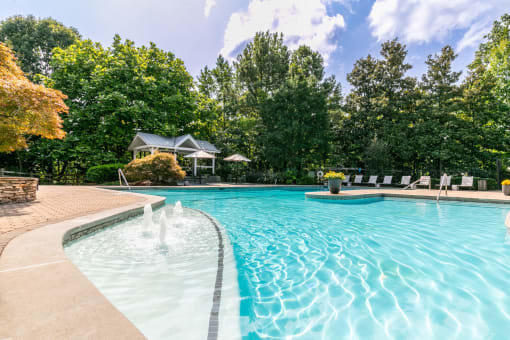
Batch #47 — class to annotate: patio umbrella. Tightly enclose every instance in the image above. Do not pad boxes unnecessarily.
[184,150,215,176]
[224,154,251,182]
[224,154,251,162]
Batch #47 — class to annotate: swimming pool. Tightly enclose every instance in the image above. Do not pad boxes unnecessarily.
[66,188,510,339]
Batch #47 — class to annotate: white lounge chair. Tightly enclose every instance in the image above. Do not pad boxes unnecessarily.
[459,176,474,190]
[354,175,363,185]
[399,176,411,187]
[365,175,378,186]
[382,176,393,186]
[414,176,431,190]
[342,175,351,184]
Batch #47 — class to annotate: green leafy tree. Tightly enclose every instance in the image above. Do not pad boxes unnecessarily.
[342,54,381,165]
[197,55,252,175]
[460,14,510,171]
[24,36,197,178]
[256,45,333,170]
[341,40,418,171]
[376,40,417,169]
[236,31,290,109]
[0,15,80,79]
[417,45,463,173]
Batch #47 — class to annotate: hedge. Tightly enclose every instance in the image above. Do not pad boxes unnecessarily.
[85,163,125,184]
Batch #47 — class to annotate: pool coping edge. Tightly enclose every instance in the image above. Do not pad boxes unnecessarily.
[305,191,510,205]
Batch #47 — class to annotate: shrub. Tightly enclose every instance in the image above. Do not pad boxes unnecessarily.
[86,163,125,183]
[284,169,298,184]
[297,175,316,185]
[246,172,262,183]
[124,152,186,184]
[245,171,285,184]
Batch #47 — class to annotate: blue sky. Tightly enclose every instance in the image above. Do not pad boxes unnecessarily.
[2,0,510,90]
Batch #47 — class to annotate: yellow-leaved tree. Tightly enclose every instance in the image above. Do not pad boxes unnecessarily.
[0,42,68,152]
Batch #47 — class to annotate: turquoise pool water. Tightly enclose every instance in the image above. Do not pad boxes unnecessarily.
[71,188,510,339]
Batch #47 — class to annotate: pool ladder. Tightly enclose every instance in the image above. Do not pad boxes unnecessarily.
[436,173,448,202]
[118,168,131,190]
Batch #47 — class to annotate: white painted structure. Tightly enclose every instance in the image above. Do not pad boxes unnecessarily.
[128,132,220,175]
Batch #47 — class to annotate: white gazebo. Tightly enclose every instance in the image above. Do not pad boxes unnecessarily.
[128,132,220,175]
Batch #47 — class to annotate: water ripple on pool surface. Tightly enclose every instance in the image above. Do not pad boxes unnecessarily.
[137,189,510,339]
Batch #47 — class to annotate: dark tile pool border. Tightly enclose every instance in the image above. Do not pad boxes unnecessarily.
[193,209,225,340]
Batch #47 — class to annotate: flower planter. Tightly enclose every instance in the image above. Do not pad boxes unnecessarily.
[328,178,342,194]
[503,185,510,196]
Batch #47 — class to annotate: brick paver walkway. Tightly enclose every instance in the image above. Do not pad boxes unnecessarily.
[0,186,143,254]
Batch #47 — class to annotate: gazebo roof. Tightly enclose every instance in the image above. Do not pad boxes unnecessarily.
[128,132,220,153]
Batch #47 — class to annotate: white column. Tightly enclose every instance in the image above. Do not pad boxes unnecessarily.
[150,148,155,155]
[133,150,136,160]
[193,158,197,176]
[212,157,215,175]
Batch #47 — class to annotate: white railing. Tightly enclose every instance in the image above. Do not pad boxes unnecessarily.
[118,168,131,190]
[403,179,419,190]
[436,173,448,202]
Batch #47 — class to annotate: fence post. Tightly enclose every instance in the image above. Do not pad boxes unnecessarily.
[0,168,3,176]
[497,160,502,189]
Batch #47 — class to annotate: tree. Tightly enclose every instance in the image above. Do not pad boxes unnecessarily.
[418,45,463,173]
[236,31,290,108]
[260,76,330,170]
[197,55,250,175]
[289,45,324,81]
[376,40,417,169]
[0,43,68,153]
[342,54,381,165]
[23,35,197,178]
[341,40,418,171]
[460,14,510,171]
[0,15,80,79]
[256,45,332,170]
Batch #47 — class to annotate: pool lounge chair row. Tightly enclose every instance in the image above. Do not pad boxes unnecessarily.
[346,175,410,187]
[341,175,475,190]
[340,175,404,187]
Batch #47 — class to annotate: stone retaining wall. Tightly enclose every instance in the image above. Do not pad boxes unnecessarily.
[0,177,38,204]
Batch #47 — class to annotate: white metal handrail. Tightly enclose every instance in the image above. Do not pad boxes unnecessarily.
[118,168,131,190]
[403,179,420,190]
[436,173,448,202]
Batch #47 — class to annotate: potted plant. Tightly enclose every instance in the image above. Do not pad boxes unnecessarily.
[324,171,346,194]
[502,180,510,196]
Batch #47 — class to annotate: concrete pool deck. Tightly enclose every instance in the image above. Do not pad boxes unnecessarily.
[306,187,510,204]
[0,185,145,254]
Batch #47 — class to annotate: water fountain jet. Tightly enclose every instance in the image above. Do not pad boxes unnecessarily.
[159,210,168,243]
[143,204,153,228]
[141,203,154,237]
[174,201,183,215]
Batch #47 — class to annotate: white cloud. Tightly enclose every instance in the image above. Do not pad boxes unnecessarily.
[368,0,510,51]
[219,0,346,63]
[204,0,217,18]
